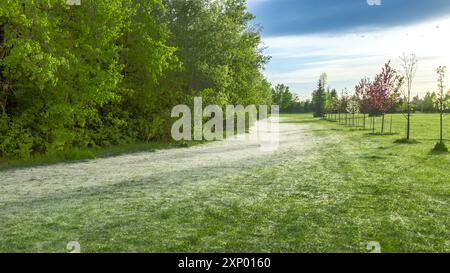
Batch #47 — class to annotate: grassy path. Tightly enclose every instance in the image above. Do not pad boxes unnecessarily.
[0,114,448,252]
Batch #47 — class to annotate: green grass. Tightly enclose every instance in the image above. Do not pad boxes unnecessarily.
[0,113,448,252]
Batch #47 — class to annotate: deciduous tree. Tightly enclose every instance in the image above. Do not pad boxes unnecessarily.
[400,53,418,141]
[366,61,404,134]
[434,66,448,151]
[355,77,372,128]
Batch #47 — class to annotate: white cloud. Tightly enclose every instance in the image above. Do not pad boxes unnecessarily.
[262,16,450,98]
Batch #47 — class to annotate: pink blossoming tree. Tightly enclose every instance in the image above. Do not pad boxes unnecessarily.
[366,61,404,134]
[355,77,372,128]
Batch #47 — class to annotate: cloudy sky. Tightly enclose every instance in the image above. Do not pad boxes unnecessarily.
[247,0,450,99]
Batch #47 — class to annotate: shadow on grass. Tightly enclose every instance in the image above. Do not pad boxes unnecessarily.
[428,149,449,155]
[281,119,318,124]
[329,128,345,132]
[430,142,449,154]
[360,154,386,160]
[394,138,421,145]
[364,132,399,137]
[346,127,371,132]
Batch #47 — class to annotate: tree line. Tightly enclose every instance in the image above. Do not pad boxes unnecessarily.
[0,0,272,159]
[273,74,450,115]
[271,84,313,113]
[272,60,449,150]
[316,61,449,150]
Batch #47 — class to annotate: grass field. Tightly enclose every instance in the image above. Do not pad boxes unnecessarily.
[0,113,448,252]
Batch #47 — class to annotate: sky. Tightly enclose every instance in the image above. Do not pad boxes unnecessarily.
[247,0,450,99]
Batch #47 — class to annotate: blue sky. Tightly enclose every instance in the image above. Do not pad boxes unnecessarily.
[247,0,450,99]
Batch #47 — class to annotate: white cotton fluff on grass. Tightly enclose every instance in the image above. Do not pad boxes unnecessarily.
[0,118,314,205]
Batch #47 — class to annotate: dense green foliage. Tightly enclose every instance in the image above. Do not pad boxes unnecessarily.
[0,0,271,159]
[271,84,293,111]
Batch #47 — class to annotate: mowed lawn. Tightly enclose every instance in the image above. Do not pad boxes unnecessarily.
[0,113,448,252]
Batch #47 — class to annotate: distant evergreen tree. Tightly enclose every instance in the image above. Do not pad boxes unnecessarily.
[312,73,327,117]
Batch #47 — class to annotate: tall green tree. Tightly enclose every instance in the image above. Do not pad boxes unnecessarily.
[272,84,293,111]
[164,0,271,108]
[119,0,176,142]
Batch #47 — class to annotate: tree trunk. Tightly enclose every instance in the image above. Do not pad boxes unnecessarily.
[363,114,366,129]
[390,115,393,134]
[372,116,375,134]
[406,101,411,141]
[381,114,385,135]
[440,101,444,144]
